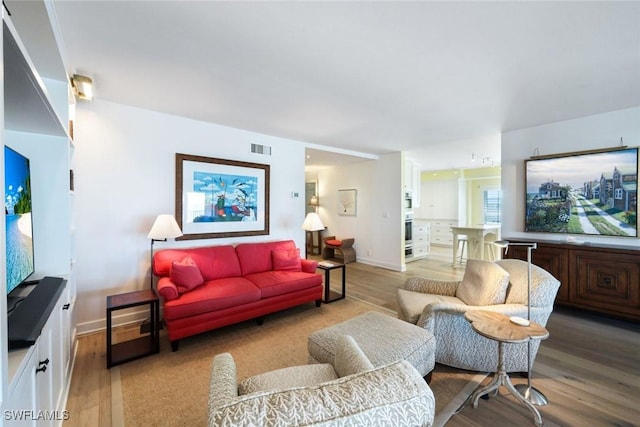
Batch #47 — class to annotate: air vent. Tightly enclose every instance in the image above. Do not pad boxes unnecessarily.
[250,143,272,156]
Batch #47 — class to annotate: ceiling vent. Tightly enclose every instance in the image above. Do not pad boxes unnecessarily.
[250,143,272,156]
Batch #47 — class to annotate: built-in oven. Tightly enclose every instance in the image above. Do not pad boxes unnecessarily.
[404,212,413,252]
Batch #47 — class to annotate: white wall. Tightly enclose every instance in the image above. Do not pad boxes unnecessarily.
[316,152,404,271]
[74,100,310,332]
[501,107,640,247]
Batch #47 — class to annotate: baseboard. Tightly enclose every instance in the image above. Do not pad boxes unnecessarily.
[76,307,152,336]
[356,257,405,272]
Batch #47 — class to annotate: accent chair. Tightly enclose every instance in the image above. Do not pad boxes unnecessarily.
[396,259,561,372]
[208,335,435,426]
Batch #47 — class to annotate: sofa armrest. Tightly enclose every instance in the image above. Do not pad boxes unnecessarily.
[208,360,435,427]
[157,277,179,301]
[404,276,460,296]
[301,258,318,273]
[208,353,239,411]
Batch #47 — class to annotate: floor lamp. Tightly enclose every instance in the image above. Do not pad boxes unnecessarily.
[147,214,183,289]
[494,240,548,406]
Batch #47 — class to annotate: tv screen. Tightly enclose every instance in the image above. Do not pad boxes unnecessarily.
[4,145,35,295]
[525,147,638,237]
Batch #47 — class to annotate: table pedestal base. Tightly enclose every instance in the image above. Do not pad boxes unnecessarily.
[471,342,543,427]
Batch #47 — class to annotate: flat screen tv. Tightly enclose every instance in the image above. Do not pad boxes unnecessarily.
[4,145,35,304]
[525,147,638,237]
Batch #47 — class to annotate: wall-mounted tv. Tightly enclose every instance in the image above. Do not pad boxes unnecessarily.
[525,147,638,237]
[4,145,35,300]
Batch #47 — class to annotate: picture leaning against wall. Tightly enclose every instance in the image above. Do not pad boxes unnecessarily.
[525,147,637,237]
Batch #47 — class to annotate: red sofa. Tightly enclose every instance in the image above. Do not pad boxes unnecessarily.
[153,240,323,351]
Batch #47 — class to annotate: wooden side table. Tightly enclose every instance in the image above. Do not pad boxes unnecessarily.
[106,289,160,368]
[317,262,346,303]
[464,310,549,427]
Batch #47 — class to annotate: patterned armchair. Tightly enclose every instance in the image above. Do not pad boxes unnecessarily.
[208,335,435,426]
[397,259,560,372]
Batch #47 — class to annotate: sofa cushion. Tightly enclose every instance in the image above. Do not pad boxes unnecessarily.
[456,259,510,306]
[272,248,302,272]
[244,271,322,299]
[326,239,342,246]
[235,240,298,275]
[163,277,261,320]
[154,245,241,281]
[170,256,204,294]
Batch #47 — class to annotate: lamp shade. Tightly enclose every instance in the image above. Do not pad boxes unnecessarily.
[148,214,183,240]
[301,212,324,231]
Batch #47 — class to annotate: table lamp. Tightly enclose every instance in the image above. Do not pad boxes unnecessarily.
[148,214,183,288]
[494,240,548,406]
[302,212,324,256]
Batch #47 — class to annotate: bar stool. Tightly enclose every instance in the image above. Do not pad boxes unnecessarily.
[457,235,467,264]
[483,232,498,261]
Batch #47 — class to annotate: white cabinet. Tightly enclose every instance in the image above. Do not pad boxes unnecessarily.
[5,289,71,427]
[420,179,458,220]
[4,349,37,427]
[404,158,421,208]
[410,221,430,260]
[426,219,458,247]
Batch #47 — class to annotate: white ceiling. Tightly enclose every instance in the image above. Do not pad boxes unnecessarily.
[50,1,640,170]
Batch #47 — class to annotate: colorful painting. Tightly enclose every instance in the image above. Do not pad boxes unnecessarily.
[190,171,258,222]
[525,147,637,236]
[176,154,270,239]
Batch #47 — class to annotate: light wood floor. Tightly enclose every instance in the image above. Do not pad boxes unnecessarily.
[65,246,640,426]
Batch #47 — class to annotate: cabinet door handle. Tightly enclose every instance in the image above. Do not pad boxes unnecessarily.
[39,358,50,367]
[35,365,47,374]
[63,303,70,310]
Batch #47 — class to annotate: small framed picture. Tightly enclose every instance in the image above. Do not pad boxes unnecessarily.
[338,189,357,216]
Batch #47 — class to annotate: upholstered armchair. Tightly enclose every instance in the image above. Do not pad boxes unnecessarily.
[397,259,560,372]
[208,335,435,426]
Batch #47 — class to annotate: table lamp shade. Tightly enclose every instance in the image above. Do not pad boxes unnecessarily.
[302,212,324,231]
[148,214,183,240]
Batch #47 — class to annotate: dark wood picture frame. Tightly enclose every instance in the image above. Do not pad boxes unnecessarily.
[175,153,270,240]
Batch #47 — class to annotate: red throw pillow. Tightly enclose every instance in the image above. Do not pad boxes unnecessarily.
[170,256,204,294]
[326,239,342,246]
[272,249,302,272]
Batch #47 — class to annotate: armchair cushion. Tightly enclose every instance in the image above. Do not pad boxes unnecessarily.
[239,364,338,395]
[456,259,510,306]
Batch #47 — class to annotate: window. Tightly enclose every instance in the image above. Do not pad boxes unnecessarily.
[483,189,502,224]
[615,188,623,199]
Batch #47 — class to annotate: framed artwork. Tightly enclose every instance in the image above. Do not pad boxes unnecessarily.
[175,153,270,239]
[338,189,357,216]
[525,147,637,237]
